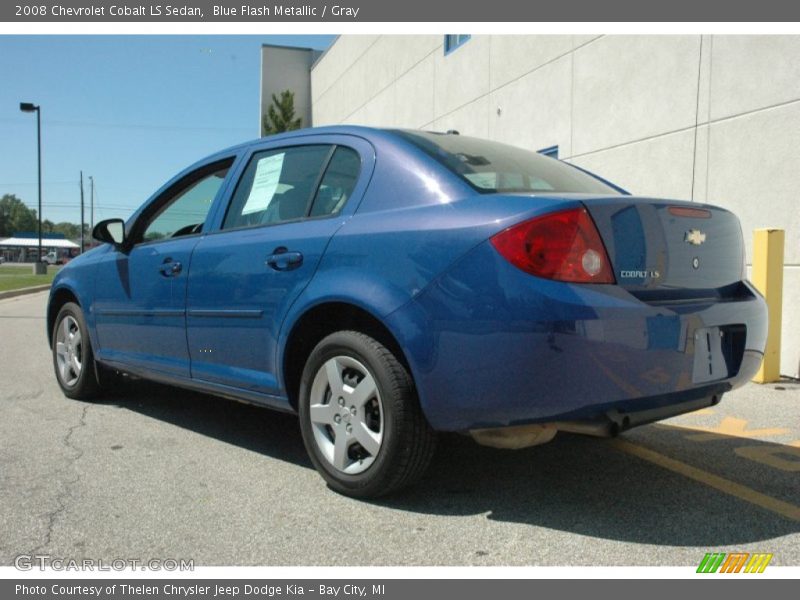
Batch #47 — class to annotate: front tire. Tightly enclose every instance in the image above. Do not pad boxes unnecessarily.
[298,331,437,498]
[52,302,100,400]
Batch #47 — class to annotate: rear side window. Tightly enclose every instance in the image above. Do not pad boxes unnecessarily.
[390,130,620,195]
[223,145,332,230]
[310,147,361,218]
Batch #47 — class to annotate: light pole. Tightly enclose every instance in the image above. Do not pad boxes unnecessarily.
[80,171,85,254]
[20,102,44,274]
[89,176,94,235]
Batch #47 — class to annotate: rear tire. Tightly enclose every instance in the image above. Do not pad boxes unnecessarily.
[52,302,101,400]
[298,330,437,498]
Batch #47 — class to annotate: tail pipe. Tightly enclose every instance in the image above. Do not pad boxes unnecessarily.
[556,394,721,438]
[554,414,624,438]
[469,394,722,449]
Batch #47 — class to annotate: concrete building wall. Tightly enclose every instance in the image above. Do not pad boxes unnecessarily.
[311,34,800,377]
[260,45,322,135]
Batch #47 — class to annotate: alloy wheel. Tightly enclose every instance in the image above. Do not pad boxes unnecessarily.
[55,315,83,387]
[308,355,384,474]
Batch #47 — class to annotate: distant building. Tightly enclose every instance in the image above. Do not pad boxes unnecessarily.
[0,232,79,262]
[260,44,323,136]
[258,35,800,378]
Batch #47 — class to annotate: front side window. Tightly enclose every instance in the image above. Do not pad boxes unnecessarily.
[391,130,620,195]
[141,163,231,243]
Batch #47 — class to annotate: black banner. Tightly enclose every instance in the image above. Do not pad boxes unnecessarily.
[3,580,798,600]
[3,0,800,22]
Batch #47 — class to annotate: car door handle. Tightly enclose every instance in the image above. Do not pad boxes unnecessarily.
[266,248,303,271]
[159,258,182,277]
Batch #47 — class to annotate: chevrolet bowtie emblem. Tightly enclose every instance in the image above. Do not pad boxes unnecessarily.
[685,229,707,246]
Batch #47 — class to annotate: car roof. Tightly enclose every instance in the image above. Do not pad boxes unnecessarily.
[127,126,466,227]
[214,125,448,157]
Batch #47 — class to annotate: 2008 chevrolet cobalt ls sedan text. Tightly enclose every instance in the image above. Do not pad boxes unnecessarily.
[47,127,767,497]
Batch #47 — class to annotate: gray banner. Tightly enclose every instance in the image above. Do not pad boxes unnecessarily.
[2,580,796,600]
[2,0,800,22]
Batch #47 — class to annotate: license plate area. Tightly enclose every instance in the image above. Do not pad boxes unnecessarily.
[692,325,746,383]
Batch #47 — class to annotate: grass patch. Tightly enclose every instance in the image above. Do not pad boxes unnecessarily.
[0,265,57,293]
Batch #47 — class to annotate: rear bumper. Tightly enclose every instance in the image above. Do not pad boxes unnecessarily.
[387,241,768,432]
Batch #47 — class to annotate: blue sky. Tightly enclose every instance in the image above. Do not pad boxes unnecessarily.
[0,35,335,226]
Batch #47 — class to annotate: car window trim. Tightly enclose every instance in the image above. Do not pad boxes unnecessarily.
[132,229,206,249]
[303,145,337,218]
[206,210,344,237]
[130,156,236,248]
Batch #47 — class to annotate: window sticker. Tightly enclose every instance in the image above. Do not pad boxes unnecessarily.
[241,152,285,215]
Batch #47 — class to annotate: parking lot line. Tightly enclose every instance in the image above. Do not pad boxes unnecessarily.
[610,438,800,522]
[679,416,790,442]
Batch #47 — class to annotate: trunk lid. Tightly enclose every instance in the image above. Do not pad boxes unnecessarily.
[581,197,745,297]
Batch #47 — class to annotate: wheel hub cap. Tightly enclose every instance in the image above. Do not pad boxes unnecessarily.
[55,315,82,387]
[308,355,384,475]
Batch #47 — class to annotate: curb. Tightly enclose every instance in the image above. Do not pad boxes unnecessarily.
[0,284,51,301]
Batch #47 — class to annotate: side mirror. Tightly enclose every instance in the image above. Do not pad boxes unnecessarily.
[93,218,126,248]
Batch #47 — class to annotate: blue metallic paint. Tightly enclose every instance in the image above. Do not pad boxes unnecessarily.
[92,235,198,377]
[48,126,768,432]
[386,237,766,431]
[184,134,377,396]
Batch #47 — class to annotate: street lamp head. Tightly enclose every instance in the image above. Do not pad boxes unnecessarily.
[19,102,39,112]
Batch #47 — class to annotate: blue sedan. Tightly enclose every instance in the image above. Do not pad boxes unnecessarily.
[47,127,767,497]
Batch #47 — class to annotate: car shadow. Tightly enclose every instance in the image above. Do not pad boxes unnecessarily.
[383,429,800,547]
[102,381,799,548]
[100,379,312,468]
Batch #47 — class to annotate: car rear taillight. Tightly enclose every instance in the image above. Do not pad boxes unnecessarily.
[490,207,615,283]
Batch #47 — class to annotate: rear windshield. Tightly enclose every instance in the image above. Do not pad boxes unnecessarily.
[390,130,620,195]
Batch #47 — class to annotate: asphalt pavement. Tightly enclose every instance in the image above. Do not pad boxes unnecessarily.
[1,291,798,566]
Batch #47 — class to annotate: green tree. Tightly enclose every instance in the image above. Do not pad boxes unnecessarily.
[0,194,37,237]
[262,90,303,136]
[53,222,82,240]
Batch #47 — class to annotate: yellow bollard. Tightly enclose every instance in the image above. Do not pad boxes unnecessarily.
[751,228,784,383]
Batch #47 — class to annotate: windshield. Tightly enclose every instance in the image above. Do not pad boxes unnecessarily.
[390,130,621,195]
